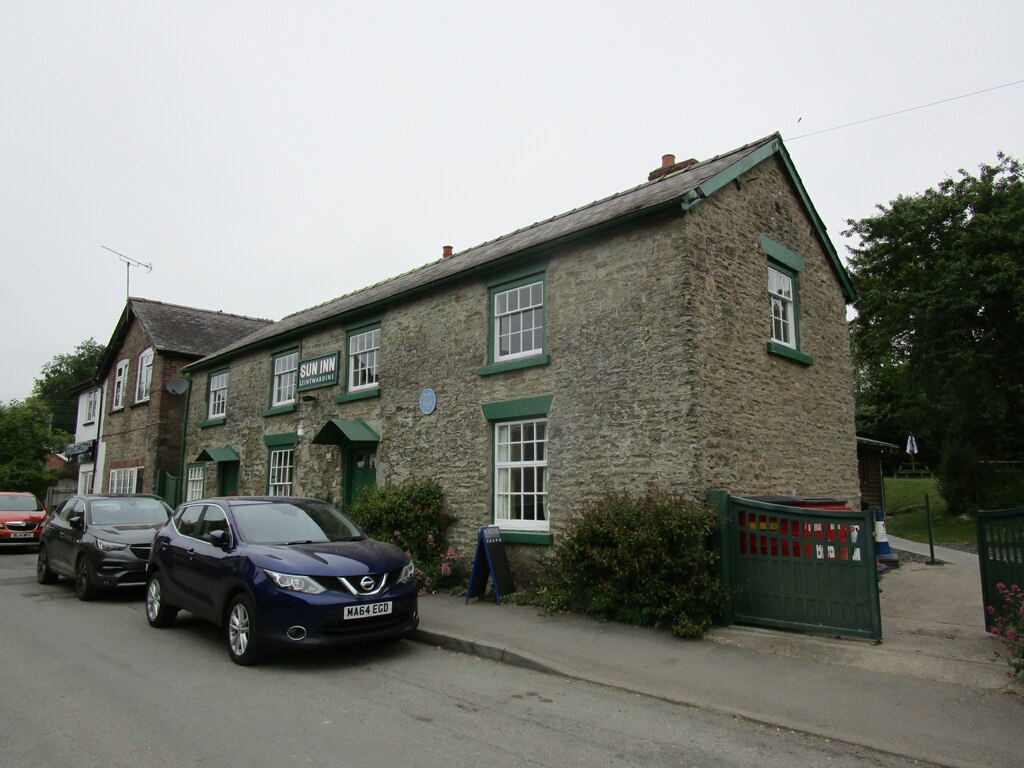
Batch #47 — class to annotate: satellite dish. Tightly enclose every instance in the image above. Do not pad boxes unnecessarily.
[166,378,189,395]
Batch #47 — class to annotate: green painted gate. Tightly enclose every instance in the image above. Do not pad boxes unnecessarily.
[976,507,1024,630]
[711,492,881,640]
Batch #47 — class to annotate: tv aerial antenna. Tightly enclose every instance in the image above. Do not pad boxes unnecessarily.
[101,245,153,297]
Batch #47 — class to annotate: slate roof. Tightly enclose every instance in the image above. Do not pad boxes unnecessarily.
[130,298,272,357]
[188,132,850,370]
[97,298,272,378]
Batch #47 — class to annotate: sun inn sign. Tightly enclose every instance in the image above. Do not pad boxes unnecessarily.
[297,352,340,391]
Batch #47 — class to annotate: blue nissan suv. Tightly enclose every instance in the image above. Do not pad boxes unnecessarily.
[146,496,419,665]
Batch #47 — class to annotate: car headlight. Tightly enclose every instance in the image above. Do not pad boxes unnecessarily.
[398,560,416,584]
[95,538,127,552]
[263,569,326,595]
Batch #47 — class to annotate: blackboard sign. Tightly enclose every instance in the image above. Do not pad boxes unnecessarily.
[465,526,516,603]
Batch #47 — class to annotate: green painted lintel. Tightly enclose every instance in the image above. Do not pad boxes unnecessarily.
[760,234,805,273]
[481,395,554,421]
[483,261,550,289]
[263,432,297,447]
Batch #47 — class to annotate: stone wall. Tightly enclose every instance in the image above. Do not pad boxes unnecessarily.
[688,157,859,503]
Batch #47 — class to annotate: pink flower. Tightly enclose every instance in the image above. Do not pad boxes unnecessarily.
[427,534,435,546]
[441,563,451,577]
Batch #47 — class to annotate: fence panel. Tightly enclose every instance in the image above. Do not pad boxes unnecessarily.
[977,507,1024,630]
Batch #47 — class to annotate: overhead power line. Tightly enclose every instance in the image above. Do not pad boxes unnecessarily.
[788,78,1024,141]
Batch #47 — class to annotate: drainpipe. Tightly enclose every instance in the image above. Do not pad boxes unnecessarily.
[176,373,193,508]
[93,387,104,493]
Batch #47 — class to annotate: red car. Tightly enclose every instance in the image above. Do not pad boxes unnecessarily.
[0,492,47,548]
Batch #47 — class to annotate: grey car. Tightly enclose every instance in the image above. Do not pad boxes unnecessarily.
[37,494,173,600]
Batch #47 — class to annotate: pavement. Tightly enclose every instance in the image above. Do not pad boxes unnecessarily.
[410,537,1023,768]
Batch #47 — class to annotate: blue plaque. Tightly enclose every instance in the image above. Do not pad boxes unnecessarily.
[419,387,437,415]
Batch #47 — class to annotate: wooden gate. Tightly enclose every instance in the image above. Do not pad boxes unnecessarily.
[710,492,881,640]
[977,507,1024,629]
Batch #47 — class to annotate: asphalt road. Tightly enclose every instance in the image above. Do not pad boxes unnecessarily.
[1,550,928,768]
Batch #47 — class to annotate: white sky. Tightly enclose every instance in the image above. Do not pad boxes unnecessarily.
[2,1,1021,401]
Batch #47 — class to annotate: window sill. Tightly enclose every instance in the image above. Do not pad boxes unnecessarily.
[262,403,297,417]
[334,389,380,404]
[130,400,150,408]
[497,530,553,545]
[767,342,813,366]
[198,418,226,429]
[478,354,550,377]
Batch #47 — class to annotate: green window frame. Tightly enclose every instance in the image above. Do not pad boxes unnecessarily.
[199,368,229,427]
[479,269,550,376]
[185,463,206,502]
[761,235,813,366]
[335,319,383,404]
[482,395,554,545]
[264,433,297,496]
[264,347,299,415]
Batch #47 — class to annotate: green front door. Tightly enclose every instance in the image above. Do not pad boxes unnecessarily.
[344,447,377,510]
[218,461,239,496]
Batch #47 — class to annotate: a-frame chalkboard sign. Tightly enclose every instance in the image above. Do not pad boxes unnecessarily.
[465,525,516,603]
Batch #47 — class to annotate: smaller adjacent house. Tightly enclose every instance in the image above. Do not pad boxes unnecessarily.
[78,298,271,503]
[66,379,105,494]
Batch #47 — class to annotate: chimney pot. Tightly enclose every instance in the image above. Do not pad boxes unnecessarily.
[662,154,676,168]
[442,245,453,259]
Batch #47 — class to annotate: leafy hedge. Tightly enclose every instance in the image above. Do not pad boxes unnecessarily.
[539,489,728,638]
[347,479,464,593]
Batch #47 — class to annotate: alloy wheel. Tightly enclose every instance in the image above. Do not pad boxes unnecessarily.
[228,601,251,657]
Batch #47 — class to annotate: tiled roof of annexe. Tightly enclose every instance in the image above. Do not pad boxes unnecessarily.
[188,133,817,369]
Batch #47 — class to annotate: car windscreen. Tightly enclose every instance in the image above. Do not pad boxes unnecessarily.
[232,500,364,545]
[1,495,42,512]
[90,498,172,525]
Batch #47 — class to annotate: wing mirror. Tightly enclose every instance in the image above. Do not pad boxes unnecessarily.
[68,513,85,530]
[208,529,232,551]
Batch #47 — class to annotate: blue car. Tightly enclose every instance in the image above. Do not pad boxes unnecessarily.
[145,496,418,665]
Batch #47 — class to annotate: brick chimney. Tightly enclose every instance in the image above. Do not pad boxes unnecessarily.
[648,154,699,181]
[442,245,453,259]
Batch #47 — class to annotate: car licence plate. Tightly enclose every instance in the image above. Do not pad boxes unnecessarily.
[11,532,34,539]
[344,601,392,620]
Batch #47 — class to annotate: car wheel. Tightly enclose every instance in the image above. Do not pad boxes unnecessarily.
[36,545,58,585]
[74,556,98,601]
[226,593,265,666]
[145,572,179,628]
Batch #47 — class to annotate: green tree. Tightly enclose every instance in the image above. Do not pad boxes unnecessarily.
[846,153,1024,513]
[31,338,104,434]
[0,399,69,499]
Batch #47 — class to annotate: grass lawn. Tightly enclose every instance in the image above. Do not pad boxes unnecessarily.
[883,476,975,545]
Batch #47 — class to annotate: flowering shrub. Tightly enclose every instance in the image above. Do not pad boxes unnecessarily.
[348,479,465,594]
[538,489,728,638]
[988,582,1024,677]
